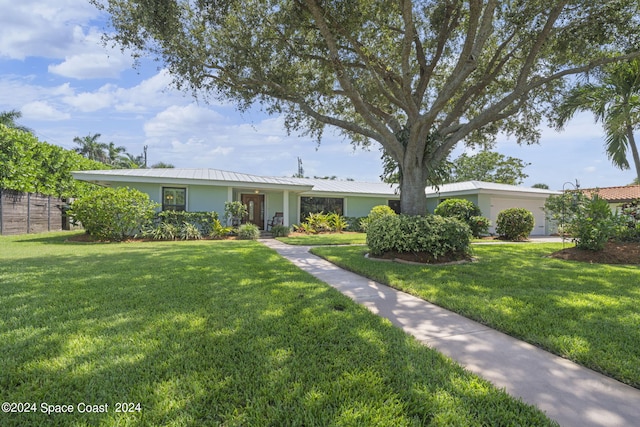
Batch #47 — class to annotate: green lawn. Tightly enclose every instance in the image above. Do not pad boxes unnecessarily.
[311,243,640,388]
[0,232,555,426]
[278,232,367,246]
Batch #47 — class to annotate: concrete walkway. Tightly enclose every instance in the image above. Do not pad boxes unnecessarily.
[260,238,640,427]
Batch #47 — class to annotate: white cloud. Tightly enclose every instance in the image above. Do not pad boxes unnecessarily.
[0,0,99,60]
[21,101,70,120]
[144,104,224,138]
[48,51,133,80]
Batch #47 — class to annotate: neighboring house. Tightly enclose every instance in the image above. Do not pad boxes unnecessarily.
[580,185,640,211]
[71,168,561,235]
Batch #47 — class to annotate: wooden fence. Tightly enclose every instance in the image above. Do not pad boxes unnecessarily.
[0,189,74,235]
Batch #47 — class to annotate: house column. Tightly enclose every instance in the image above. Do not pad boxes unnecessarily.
[227,187,233,202]
[283,190,289,226]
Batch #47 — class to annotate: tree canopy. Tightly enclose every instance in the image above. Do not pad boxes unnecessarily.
[449,151,529,185]
[0,125,108,198]
[97,0,640,214]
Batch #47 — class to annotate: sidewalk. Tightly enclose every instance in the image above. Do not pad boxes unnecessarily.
[260,238,640,427]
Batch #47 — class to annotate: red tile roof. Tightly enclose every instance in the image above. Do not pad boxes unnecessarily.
[580,185,640,203]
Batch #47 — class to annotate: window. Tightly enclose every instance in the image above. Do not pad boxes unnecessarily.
[300,197,343,219]
[162,187,186,211]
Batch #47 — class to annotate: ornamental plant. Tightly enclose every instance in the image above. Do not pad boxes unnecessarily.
[69,186,159,241]
[237,223,260,240]
[495,208,534,241]
[434,199,490,237]
[571,195,615,251]
[367,214,471,261]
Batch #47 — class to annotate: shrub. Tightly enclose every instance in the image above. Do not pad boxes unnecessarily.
[294,212,349,234]
[367,214,471,260]
[615,199,640,242]
[237,223,260,240]
[469,215,491,237]
[361,205,398,232]
[270,225,291,237]
[344,216,367,232]
[69,187,159,241]
[327,212,348,232]
[179,222,202,240]
[156,211,219,235]
[144,222,179,240]
[496,208,534,241]
[571,195,615,251]
[434,199,489,237]
[224,201,247,226]
[434,199,481,220]
[209,219,233,239]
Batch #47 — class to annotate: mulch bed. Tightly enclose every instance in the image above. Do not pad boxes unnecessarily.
[368,250,472,264]
[549,241,640,265]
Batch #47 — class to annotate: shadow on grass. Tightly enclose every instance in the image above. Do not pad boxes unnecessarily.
[0,239,555,426]
[312,243,640,388]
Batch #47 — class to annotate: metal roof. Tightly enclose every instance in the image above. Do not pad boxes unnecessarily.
[72,169,559,197]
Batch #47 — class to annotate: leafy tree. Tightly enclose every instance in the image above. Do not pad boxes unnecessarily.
[0,109,32,133]
[448,151,529,185]
[532,183,550,189]
[96,0,640,214]
[73,133,109,163]
[150,161,175,168]
[556,58,640,184]
[0,125,107,197]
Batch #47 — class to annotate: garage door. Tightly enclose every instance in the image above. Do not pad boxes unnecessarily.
[490,198,547,236]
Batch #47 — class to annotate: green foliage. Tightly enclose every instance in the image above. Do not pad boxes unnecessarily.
[616,199,640,242]
[209,219,233,239]
[571,195,615,251]
[434,199,482,220]
[294,212,349,234]
[367,215,471,261]
[270,225,291,237]
[360,205,398,232]
[435,199,489,237]
[156,210,219,235]
[469,215,492,238]
[224,201,248,225]
[69,187,159,241]
[448,151,530,185]
[179,222,202,240]
[97,0,639,216]
[343,216,367,232]
[496,208,535,241]
[0,125,107,198]
[144,222,179,240]
[237,223,260,240]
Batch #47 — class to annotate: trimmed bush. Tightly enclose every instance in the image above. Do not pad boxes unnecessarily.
[434,199,490,238]
[270,225,291,237]
[237,223,260,240]
[616,198,640,242]
[434,199,481,220]
[156,211,219,235]
[496,208,534,241]
[367,214,471,261]
[69,186,159,241]
[360,205,398,232]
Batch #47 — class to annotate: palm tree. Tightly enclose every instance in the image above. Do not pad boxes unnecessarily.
[556,59,640,184]
[73,134,109,163]
[0,109,32,133]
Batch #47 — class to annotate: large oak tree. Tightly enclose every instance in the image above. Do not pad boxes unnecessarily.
[96,0,640,214]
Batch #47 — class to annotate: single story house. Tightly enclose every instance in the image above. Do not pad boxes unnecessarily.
[71,168,561,235]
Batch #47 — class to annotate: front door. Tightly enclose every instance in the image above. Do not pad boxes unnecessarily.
[241,194,265,229]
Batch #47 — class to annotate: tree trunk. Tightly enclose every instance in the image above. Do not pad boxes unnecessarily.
[399,164,429,215]
[627,126,640,185]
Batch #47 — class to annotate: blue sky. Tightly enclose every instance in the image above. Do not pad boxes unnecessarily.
[1,0,636,191]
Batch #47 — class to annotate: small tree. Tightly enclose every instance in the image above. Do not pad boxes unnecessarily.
[224,201,248,226]
[69,187,159,241]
